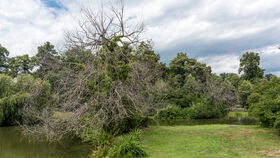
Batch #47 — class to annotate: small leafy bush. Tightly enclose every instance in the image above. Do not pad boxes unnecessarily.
[156,105,189,119]
[84,115,148,158]
[109,129,147,158]
[156,101,228,120]
[250,99,280,128]
[187,101,228,119]
[86,130,114,158]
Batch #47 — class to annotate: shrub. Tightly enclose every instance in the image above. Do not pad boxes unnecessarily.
[86,130,114,158]
[109,129,147,158]
[250,99,280,128]
[156,101,229,120]
[187,101,228,119]
[156,105,189,119]
[88,129,147,158]
[84,115,148,157]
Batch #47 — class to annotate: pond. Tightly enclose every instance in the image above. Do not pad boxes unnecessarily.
[0,127,91,158]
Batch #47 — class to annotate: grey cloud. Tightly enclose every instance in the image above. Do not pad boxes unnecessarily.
[1,0,280,75]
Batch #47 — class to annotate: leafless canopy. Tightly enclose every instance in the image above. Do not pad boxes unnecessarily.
[65,0,144,51]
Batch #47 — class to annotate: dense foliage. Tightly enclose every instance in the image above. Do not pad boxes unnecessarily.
[248,77,280,130]
[239,52,264,81]
[0,74,51,126]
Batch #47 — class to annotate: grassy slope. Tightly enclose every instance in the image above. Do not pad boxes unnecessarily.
[141,125,280,158]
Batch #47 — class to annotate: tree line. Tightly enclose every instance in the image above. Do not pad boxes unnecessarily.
[1,40,278,127]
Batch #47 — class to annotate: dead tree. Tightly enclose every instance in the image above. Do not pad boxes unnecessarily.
[21,1,165,141]
[65,0,144,51]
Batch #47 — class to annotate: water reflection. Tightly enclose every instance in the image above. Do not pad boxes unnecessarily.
[0,127,91,158]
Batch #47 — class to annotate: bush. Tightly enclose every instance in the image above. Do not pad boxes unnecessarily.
[187,101,228,119]
[156,101,229,120]
[88,129,147,158]
[250,99,280,128]
[156,105,189,119]
[86,130,114,158]
[83,115,148,157]
[109,129,147,158]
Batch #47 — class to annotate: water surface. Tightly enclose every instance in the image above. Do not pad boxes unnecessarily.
[0,127,91,158]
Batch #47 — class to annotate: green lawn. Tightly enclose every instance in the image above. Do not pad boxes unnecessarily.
[227,111,249,119]
[141,125,280,158]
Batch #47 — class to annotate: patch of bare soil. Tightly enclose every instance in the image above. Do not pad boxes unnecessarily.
[218,129,266,139]
[259,150,280,158]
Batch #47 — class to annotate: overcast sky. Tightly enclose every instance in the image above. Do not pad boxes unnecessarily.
[1,0,280,75]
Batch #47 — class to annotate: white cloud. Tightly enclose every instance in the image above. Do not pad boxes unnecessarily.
[198,54,240,74]
[257,45,280,75]
[0,0,79,56]
[1,0,280,75]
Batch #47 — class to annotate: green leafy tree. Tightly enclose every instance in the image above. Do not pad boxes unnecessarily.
[34,42,59,78]
[220,72,228,81]
[134,41,168,80]
[0,74,51,125]
[238,80,253,108]
[239,52,264,81]
[6,57,20,77]
[169,52,191,87]
[249,77,280,130]
[169,52,211,86]
[6,55,36,77]
[225,73,240,88]
[265,73,276,81]
[0,44,9,73]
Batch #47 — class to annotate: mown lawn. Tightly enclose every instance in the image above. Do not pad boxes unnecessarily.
[141,125,280,158]
[227,111,249,119]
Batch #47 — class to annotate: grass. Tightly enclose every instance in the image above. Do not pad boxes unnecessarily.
[227,111,249,119]
[141,125,280,158]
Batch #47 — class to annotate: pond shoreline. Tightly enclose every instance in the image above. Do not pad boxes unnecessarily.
[148,117,257,126]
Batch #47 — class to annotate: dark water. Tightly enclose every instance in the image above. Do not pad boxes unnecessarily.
[0,127,91,158]
[148,118,257,126]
